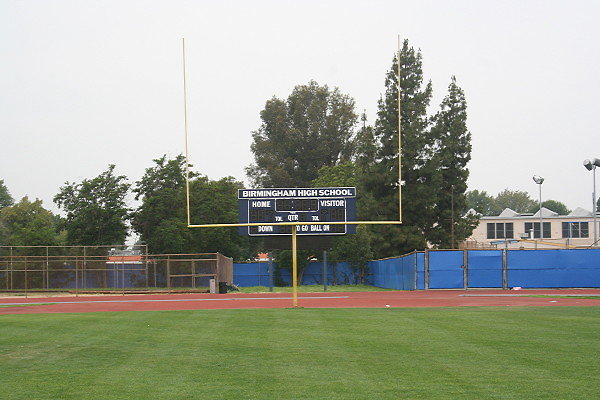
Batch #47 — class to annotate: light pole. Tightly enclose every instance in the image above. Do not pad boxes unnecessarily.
[533,175,544,239]
[583,158,600,246]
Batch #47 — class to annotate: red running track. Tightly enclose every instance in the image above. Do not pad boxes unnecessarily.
[1,289,600,315]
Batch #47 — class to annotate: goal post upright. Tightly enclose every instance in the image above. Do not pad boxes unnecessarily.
[397,34,402,224]
[292,225,298,307]
[182,36,404,306]
[183,38,191,227]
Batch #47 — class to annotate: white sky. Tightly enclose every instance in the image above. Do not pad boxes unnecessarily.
[1,0,599,214]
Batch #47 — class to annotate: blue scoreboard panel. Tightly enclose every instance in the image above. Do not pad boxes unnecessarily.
[238,187,356,236]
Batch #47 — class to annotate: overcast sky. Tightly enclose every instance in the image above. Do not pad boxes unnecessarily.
[1,0,599,215]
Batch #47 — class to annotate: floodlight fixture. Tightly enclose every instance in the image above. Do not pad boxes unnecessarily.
[583,157,599,246]
[533,175,544,239]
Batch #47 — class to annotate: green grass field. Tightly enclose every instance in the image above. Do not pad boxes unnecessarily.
[1,307,599,399]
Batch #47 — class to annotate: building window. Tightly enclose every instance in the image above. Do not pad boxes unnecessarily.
[562,222,589,238]
[487,223,513,239]
[524,222,551,239]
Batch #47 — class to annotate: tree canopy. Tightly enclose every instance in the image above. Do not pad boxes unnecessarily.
[0,197,61,246]
[359,40,475,256]
[132,155,257,259]
[0,179,14,209]
[246,80,358,188]
[54,165,130,246]
[466,189,573,216]
[491,189,537,215]
[466,190,494,215]
[535,200,571,216]
[427,77,475,248]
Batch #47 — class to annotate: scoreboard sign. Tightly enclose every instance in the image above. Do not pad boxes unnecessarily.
[238,187,356,236]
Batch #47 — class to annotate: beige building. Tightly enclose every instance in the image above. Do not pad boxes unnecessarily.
[465,207,599,249]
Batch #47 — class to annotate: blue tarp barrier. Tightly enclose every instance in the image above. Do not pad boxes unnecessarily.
[233,248,600,290]
[232,262,270,287]
[428,251,464,289]
[233,261,354,287]
[416,252,425,290]
[468,250,503,288]
[367,254,416,290]
[507,249,600,288]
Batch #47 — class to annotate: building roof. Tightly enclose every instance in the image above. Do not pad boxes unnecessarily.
[498,208,520,217]
[568,207,592,217]
[464,208,480,217]
[480,206,595,220]
[533,207,559,218]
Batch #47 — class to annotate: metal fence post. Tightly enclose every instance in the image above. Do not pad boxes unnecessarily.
[502,249,508,290]
[24,256,28,298]
[10,246,13,290]
[268,252,273,292]
[323,250,328,291]
[75,256,78,297]
[413,252,418,290]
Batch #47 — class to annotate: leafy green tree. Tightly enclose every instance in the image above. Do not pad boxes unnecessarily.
[311,162,358,188]
[466,190,495,215]
[54,164,130,245]
[0,179,13,209]
[187,176,254,258]
[361,40,435,257]
[132,155,257,259]
[132,155,191,254]
[0,197,61,246]
[530,200,571,215]
[246,80,358,188]
[491,189,537,215]
[427,77,476,248]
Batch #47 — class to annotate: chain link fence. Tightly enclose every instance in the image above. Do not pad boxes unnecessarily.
[0,246,232,294]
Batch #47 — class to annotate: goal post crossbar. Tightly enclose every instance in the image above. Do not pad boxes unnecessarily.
[182,35,404,230]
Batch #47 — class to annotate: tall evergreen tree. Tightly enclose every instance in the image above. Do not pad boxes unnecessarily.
[362,40,435,257]
[428,77,476,248]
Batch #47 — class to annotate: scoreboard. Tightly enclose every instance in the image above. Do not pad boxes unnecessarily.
[238,187,356,236]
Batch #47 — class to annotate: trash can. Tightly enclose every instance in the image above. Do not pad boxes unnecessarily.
[218,282,228,294]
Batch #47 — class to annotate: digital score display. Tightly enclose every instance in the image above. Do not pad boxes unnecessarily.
[238,187,356,236]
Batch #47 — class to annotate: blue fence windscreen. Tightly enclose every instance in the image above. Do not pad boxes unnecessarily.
[368,254,416,290]
[233,248,600,290]
[428,251,464,289]
[416,252,425,290]
[467,250,503,288]
[233,261,354,287]
[507,249,600,288]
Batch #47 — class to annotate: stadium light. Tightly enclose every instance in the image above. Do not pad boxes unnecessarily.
[583,158,600,246]
[533,175,544,240]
